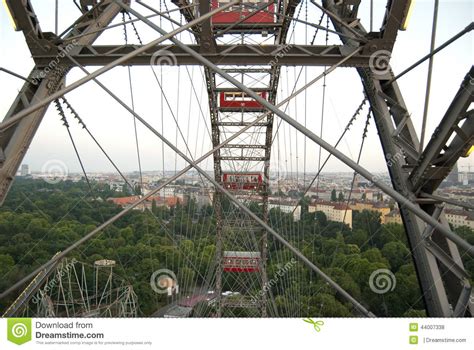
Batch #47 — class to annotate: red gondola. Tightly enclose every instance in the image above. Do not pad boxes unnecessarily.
[223,251,261,272]
[219,91,267,110]
[222,172,263,190]
[211,0,275,25]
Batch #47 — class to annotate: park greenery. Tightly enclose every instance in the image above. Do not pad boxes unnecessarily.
[0,178,473,317]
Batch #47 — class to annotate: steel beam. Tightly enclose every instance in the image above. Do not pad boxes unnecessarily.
[0,1,240,133]
[0,0,125,205]
[121,3,474,257]
[31,44,373,67]
[410,67,474,192]
[323,0,472,316]
[380,0,410,47]
[1,51,374,318]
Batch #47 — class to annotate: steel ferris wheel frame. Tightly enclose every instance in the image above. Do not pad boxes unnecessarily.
[0,0,472,317]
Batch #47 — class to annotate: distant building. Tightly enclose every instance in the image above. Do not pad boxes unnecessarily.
[20,164,29,176]
[349,200,391,223]
[107,196,142,209]
[384,209,402,225]
[308,200,352,228]
[444,209,474,229]
[187,188,212,207]
[345,189,375,201]
[158,186,177,198]
[268,199,301,222]
[107,195,183,210]
[306,188,331,201]
[446,163,459,184]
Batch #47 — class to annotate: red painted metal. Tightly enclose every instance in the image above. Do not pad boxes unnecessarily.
[222,172,263,190]
[211,0,275,25]
[223,252,261,272]
[219,91,267,109]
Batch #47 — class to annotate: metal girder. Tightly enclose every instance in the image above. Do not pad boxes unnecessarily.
[409,67,474,192]
[216,121,270,127]
[323,0,472,317]
[3,0,44,53]
[223,144,267,149]
[217,156,267,161]
[31,44,373,67]
[174,0,305,317]
[2,254,60,317]
[0,0,124,205]
[199,0,216,53]
[380,0,411,48]
[171,0,196,24]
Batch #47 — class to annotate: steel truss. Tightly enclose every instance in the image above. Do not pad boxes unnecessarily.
[323,0,473,316]
[0,0,472,317]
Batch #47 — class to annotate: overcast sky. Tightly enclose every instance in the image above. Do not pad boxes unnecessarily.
[0,0,472,176]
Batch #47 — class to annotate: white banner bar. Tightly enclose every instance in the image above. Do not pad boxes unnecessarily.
[0,318,472,349]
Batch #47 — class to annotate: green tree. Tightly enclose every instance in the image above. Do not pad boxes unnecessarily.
[331,189,337,201]
[381,241,409,271]
[315,211,327,227]
[338,191,344,202]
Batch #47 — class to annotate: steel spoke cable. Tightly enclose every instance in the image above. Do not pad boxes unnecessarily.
[290,98,367,215]
[0,32,370,308]
[60,97,136,194]
[54,99,92,191]
[122,13,144,195]
[316,15,330,194]
[419,0,439,153]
